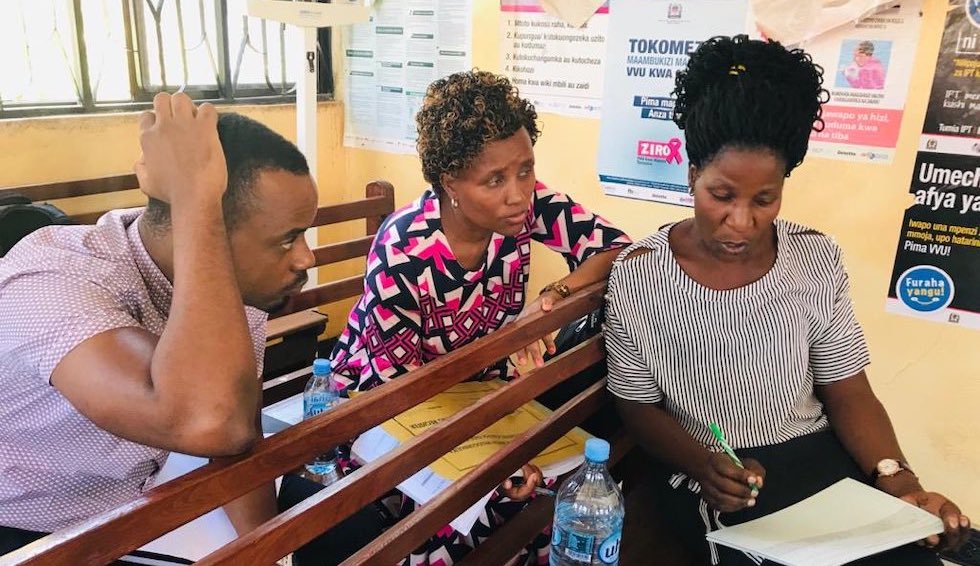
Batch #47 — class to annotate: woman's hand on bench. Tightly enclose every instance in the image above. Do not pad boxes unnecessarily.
[513,293,558,368]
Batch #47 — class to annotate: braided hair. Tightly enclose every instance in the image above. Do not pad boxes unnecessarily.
[672,35,829,176]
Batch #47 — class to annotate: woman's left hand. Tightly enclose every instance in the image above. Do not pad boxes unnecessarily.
[899,490,972,550]
[499,464,544,501]
[514,292,559,368]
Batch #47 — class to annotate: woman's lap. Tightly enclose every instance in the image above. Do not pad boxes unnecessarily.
[639,430,941,566]
[277,473,388,566]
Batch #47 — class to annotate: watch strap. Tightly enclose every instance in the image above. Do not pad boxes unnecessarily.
[540,282,572,298]
[870,459,915,481]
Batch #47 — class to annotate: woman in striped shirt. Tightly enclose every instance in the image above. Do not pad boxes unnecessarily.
[604,35,970,565]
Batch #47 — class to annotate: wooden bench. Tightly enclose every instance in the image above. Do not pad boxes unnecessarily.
[0,281,640,566]
[0,175,396,405]
[261,180,394,403]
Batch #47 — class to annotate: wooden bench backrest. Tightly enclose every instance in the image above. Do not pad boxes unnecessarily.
[271,180,394,319]
[0,176,394,264]
[1,174,141,224]
[0,282,620,566]
[262,180,394,402]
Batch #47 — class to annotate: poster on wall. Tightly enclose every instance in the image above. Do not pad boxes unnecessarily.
[800,1,924,164]
[885,0,980,330]
[499,1,608,118]
[343,0,473,154]
[596,0,749,206]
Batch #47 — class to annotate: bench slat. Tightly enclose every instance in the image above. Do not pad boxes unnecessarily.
[0,283,606,566]
[71,211,112,225]
[312,235,373,266]
[341,379,609,565]
[458,434,635,566]
[265,310,327,341]
[458,491,554,566]
[198,337,606,566]
[274,275,364,317]
[312,196,393,227]
[1,174,139,202]
[365,180,394,235]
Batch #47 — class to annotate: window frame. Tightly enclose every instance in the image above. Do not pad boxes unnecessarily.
[0,0,334,120]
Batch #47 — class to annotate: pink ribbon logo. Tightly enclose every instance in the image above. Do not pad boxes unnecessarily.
[636,137,684,165]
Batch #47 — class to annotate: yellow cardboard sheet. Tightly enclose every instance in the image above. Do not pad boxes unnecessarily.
[377,380,591,481]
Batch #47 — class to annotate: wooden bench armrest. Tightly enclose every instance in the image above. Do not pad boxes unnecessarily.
[265,309,328,342]
[262,364,313,393]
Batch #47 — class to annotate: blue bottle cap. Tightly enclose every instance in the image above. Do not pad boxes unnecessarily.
[584,438,610,463]
[312,358,331,375]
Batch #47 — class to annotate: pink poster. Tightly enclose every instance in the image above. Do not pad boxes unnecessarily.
[802,2,923,164]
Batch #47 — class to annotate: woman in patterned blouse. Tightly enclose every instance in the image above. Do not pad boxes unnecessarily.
[330,70,631,566]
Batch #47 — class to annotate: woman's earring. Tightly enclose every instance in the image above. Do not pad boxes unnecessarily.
[451,196,459,208]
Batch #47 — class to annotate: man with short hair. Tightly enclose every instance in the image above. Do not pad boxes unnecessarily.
[0,93,380,563]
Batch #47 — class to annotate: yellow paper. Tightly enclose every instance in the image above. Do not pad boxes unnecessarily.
[378,380,591,480]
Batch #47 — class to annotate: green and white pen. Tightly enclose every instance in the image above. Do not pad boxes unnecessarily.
[708,422,759,495]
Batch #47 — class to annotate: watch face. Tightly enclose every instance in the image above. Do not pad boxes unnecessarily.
[878,459,901,476]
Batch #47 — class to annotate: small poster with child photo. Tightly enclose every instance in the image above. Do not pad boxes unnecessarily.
[836,38,893,90]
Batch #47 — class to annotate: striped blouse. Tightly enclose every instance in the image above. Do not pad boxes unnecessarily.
[604,219,870,450]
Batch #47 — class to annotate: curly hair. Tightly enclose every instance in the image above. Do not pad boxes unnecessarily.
[672,35,829,176]
[416,70,539,194]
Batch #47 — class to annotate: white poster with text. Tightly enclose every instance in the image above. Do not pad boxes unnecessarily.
[597,0,749,206]
[343,0,473,154]
[500,0,608,118]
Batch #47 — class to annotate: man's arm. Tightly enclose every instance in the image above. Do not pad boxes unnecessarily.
[50,93,259,456]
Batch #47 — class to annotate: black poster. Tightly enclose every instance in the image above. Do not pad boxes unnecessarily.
[887,0,980,329]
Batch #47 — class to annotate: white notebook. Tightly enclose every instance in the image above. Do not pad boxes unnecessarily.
[706,478,943,566]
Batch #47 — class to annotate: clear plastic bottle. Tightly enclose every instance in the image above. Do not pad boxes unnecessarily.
[550,438,625,566]
[303,358,341,483]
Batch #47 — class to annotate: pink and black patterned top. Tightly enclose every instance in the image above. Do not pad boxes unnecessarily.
[330,182,631,392]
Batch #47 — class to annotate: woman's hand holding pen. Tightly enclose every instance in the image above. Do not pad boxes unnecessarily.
[499,463,546,502]
[695,452,766,513]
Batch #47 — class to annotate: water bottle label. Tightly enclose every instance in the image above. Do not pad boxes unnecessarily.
[563,531,595,562]
[598,530,622,564]
[551,525,563,547]
[304,393,330,418]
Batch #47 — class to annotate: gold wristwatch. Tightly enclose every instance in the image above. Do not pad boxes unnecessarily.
[540,281,572,299]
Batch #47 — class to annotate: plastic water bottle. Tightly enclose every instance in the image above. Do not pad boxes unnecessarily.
[549,438,625,566]
[303,358,341,483]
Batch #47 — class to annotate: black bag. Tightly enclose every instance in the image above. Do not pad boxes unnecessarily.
[537,307,619,437]
[0,193,73,257]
